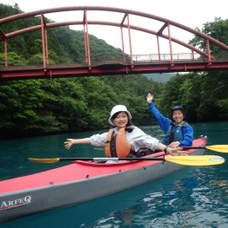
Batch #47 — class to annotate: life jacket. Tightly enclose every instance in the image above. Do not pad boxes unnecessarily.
[105,128,135,158]
[163,121,188,145]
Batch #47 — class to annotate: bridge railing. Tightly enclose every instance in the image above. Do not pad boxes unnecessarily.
[0,56,87,67]
[133,53,203,62]
[0,53,209,67]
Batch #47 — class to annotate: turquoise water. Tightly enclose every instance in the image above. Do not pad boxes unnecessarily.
[0,122,228,227]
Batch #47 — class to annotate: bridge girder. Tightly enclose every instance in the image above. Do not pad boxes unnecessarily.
[1,6,228,51]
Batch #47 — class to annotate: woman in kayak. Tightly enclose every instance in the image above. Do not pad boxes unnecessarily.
[146,93,193,148]
[64,105,186,157]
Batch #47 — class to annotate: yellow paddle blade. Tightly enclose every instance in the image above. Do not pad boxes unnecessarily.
[206,145,228,153]
[165,155,225,166]
[28,158,60,163]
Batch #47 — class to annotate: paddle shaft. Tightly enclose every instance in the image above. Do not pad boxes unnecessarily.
[59,157,165,161]
[182,146,206,150]
[95,145,228,153]
[28,155,225,166]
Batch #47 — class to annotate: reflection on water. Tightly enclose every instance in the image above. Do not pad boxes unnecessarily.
[1,121,228,227]
[210,180,228,198]
[87,166,228,227]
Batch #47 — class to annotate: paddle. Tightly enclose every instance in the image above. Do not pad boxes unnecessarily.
[28,155,224,166]
[95,145,228,153]
[182,145,228,153]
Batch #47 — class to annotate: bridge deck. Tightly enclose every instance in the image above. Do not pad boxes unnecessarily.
[1,59,228,80]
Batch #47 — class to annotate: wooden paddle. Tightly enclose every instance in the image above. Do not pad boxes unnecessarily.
[28,155,225,166]
[182,145,228,153]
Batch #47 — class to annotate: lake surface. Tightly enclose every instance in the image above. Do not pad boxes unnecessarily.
[0,121,228,227]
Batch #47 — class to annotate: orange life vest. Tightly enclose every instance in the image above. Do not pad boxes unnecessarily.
[105,128,133,158]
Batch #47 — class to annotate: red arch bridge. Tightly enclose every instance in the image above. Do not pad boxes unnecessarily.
[0,6,228,80]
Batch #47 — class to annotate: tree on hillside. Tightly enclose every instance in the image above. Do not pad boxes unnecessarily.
[189,17,228,58]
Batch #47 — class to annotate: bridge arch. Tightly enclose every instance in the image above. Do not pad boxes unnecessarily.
[0,6,228,80]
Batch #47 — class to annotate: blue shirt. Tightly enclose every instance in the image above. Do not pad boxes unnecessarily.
[148,102,193,146]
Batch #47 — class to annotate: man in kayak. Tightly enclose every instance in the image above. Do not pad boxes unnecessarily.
[146,93,193,148]
[64,105,187,157]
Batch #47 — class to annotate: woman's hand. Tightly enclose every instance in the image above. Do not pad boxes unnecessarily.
[64,137,91,150]
[64,139,74,150]
[146,93,154,103]
[169,141,181,148]
[158,142,186,156]
[167,147,187,156]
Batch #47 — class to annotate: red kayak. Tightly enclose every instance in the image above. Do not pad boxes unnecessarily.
[0,137,208,223]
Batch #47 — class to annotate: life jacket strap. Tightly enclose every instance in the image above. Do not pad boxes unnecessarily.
[169,128,175,144]
[110,131,117,157]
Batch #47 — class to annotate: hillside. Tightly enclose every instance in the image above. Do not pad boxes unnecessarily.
[144,73,175,83]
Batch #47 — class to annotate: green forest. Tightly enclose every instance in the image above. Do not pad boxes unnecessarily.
[0,4,227,139]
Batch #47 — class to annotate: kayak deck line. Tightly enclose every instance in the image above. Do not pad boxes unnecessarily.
[72,151,165,166]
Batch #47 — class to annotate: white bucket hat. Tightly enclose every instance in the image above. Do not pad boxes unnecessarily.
[108,105,132,126]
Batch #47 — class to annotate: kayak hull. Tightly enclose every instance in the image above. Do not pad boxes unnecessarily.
[0,137,206,223]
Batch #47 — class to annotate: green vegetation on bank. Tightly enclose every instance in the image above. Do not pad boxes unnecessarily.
[0,4,227,139]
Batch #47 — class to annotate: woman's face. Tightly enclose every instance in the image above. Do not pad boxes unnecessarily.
[112,112,129,129]
[172,110,184,125]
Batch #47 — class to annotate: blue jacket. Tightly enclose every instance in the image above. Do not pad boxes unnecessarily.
[148,102,193,146]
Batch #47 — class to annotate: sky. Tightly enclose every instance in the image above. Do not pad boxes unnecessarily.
[1,0,227,55]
